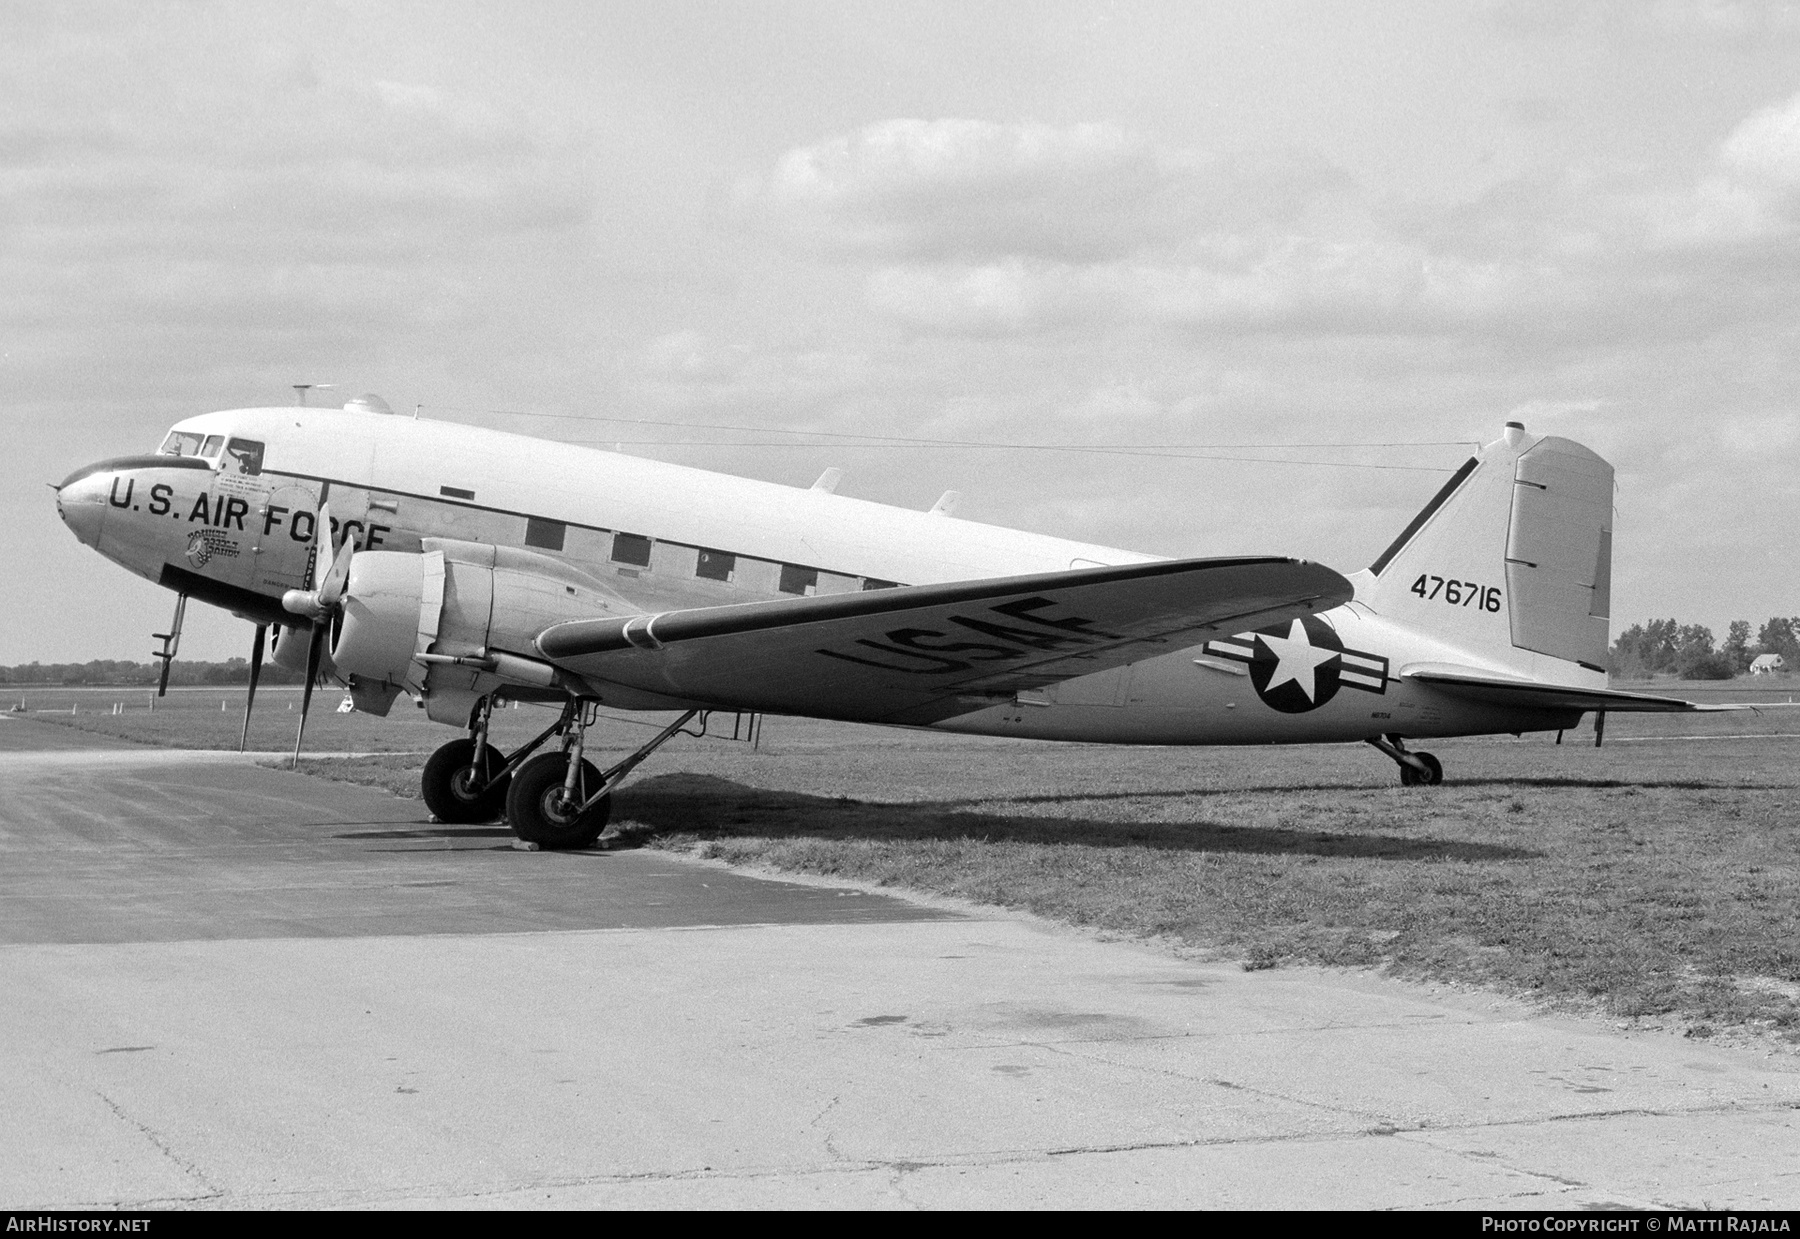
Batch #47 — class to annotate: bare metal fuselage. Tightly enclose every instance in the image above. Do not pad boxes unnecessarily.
[56,407,1585,745]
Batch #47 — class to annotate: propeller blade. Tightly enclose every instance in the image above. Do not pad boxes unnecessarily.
[239,624,266,753]
[281,501,348,621]
[318,524,354,610]
[291,620,326,770]
[311,501,334,591]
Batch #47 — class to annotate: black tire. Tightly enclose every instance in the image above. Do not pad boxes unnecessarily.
[1399,752,1444,787]
[422,738,510,823]
[505,752,611,849]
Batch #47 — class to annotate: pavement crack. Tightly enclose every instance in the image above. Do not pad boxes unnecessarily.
[96,1091,222,1198]
[809,1092,845,1161]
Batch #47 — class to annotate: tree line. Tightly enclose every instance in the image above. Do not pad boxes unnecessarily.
[1611,617,1797,680]
[0,658,307,687]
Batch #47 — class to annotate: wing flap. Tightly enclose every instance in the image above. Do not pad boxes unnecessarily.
[538,556,1352,724]
[1403,663,1738,713]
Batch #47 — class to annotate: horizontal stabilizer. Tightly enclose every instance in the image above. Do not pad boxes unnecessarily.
[1402,664,1740,713]
[538,557,1353,725]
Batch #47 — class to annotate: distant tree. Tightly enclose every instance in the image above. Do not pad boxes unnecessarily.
[1611,618,1681,677]
[1611,623,1649,678]
[1673,624,1735,678]
[1723,620,1754,673]
[0,658,304,687]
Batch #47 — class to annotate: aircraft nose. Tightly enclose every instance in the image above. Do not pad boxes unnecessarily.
[55,468,111,549]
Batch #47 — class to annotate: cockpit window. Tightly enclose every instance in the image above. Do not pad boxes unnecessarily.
[223,438,264,476]
[200,435,225,459]
[159,430,205,457]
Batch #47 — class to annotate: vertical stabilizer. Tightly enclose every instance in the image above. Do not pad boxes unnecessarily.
[1357,423,1614,674]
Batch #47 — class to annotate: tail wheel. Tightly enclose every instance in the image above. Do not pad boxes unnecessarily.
[505,752,611,849]
[1400,752,1444,786]
[422,738,510,823]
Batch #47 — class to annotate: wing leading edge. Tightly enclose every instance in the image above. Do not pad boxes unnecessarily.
[537,556,1353,725]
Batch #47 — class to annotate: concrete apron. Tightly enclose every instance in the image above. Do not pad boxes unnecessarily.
[3,900,1797,1210]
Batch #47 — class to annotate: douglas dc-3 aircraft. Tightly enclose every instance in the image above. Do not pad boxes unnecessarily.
[54,398,1712,848]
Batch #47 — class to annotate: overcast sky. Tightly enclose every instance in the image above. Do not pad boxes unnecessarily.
[5,0,1798,664]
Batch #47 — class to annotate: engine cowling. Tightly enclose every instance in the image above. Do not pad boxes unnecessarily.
[329,539,636,719]
[267,622,321,676]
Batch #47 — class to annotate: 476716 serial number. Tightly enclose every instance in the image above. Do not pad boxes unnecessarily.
[1410,574,1503,612]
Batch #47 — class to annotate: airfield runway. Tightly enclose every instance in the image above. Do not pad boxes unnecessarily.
[1,718,1796,1210]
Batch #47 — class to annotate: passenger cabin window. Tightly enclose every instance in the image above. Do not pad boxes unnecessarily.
[611,532,652,567]
[223,438,264,476]
[778,564,818,596]
[525,517,566,552]
[159,430,204,457]
[695,549,734,582]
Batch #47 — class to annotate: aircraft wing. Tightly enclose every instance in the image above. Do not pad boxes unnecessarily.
[536,556,1352,725]
[1401,664,1743,713]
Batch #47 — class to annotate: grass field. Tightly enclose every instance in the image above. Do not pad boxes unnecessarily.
[17,678,1800,1046]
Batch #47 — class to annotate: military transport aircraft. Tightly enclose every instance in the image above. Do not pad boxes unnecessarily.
[54,399,1712,848]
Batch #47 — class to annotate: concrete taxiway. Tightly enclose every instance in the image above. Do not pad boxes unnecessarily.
[1,718,1796,1209]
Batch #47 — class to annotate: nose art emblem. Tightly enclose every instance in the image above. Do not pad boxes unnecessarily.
[185,528,241,568]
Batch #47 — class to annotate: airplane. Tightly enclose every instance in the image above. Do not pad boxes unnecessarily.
[53,397,1717,849]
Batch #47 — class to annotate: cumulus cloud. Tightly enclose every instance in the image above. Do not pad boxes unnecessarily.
[737,117,1615,339]
[734,118,1348,263]
[0,19,596,394]
[1719,91,1800,193]
[731,94,1800,344]
[1642,89,1800,242]
[1489,0,1800,39]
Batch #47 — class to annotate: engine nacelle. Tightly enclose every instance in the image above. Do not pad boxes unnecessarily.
[268,622,328,677]
[329,540,636,719]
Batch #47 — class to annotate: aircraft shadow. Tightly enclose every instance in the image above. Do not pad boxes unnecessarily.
[335,826,515,840]
[611,773,1541,862]
[966,775,1769,806]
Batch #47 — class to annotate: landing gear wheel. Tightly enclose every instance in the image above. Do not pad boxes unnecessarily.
[422,738,510,823]
[1399,752,1443,786]
[506,752,611,849]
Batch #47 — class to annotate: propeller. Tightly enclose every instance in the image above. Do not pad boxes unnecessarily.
[292,619,327,769]
[238,623,266,753]
[281,502,354,769]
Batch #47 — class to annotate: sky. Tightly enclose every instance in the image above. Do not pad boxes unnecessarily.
[4,0,1799,664]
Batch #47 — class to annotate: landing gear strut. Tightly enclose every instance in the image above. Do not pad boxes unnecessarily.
[505,705,701,849]
[1367,734,1443,786]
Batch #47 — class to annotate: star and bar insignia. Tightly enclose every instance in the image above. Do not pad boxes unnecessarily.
[1202,615,1390,714]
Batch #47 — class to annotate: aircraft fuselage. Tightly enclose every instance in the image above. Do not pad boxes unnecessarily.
[56,406,1583,746]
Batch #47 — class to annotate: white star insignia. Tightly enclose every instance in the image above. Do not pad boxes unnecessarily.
[1256,619,1338,702]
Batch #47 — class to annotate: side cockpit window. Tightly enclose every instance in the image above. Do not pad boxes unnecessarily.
[200,435,225,460]
[224,438,264,476]
[159,430,205,457]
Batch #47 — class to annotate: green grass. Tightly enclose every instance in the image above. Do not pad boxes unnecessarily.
[22,682,1800,1044]
[272,712,1800,1045]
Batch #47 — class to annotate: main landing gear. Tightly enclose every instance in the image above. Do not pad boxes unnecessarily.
[419,696,703,849]
[1367,734,1443,786]
[505,704,702,850]
[421,696,521,824]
